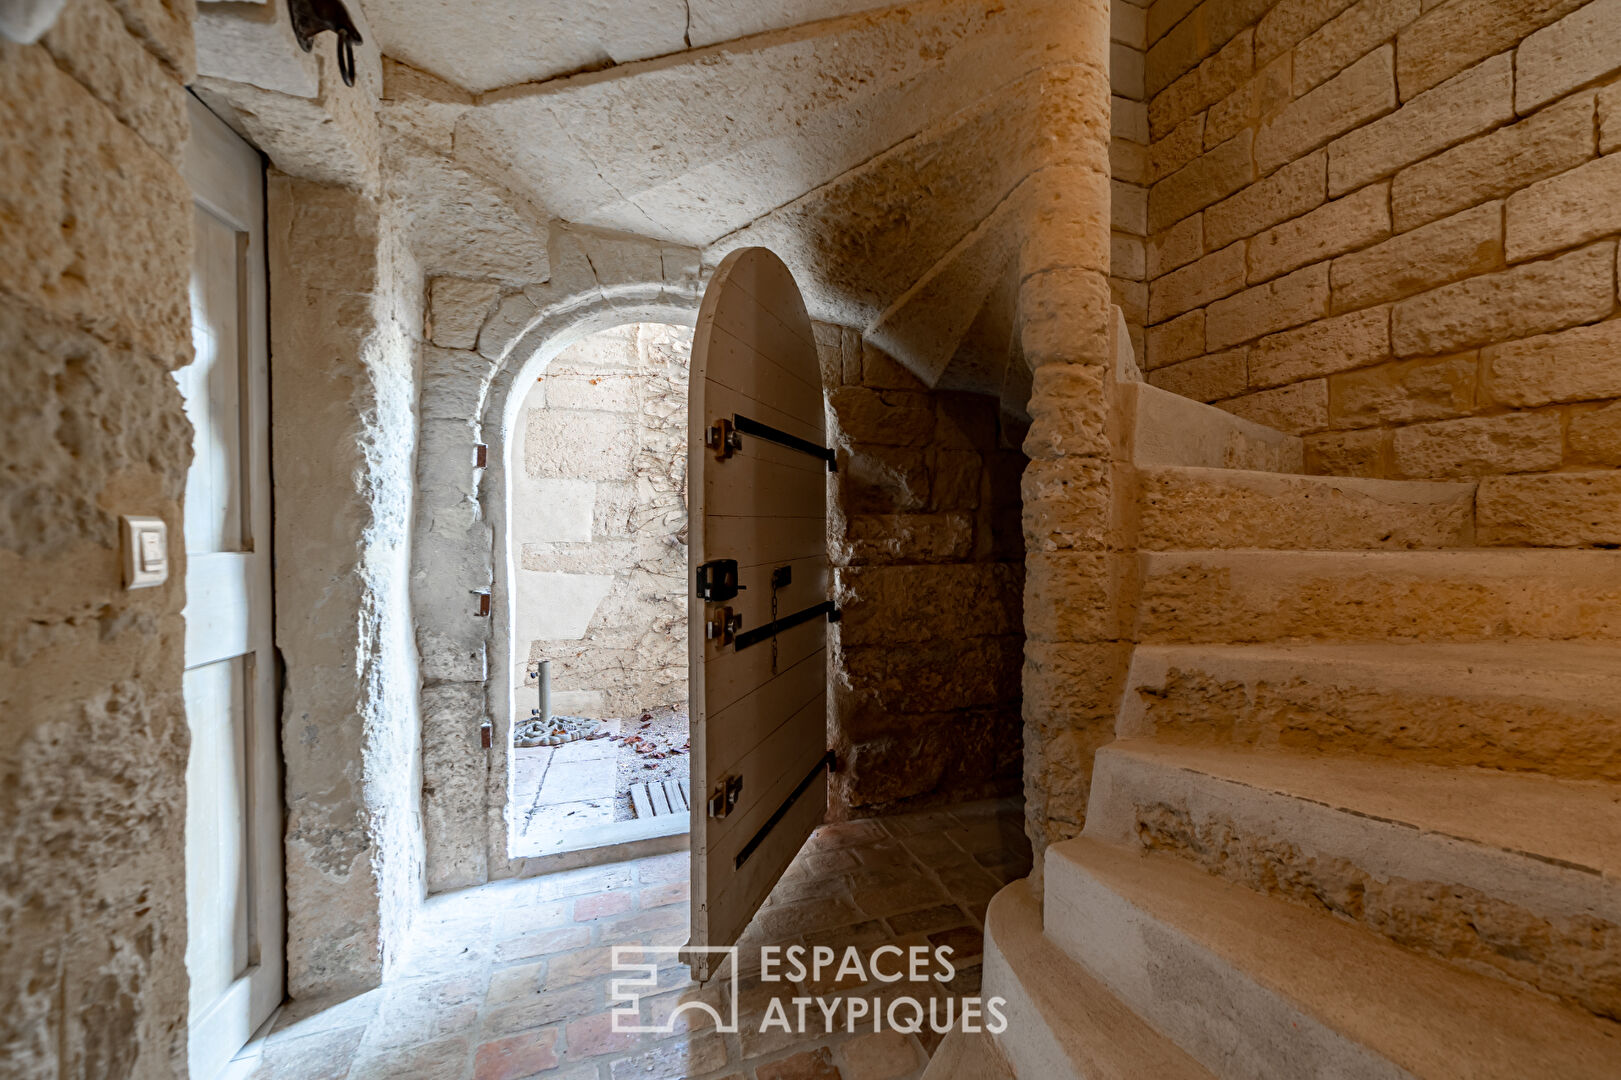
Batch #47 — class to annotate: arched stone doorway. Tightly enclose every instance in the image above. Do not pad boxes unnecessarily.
[411,241,704,892]
[508,322,695,855]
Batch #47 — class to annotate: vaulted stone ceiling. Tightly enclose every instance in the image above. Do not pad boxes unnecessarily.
[363,0,1099,407]
[361,0,901,93]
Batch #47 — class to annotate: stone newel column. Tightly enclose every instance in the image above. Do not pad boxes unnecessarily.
[1012,0,1126,874]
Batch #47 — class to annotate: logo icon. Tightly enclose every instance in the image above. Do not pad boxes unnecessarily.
[610,945,740,1034]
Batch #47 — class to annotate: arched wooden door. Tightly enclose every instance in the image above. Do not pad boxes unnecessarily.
[687,248,833,979]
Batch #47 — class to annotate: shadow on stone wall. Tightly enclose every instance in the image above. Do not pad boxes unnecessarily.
[816,323,1028,817]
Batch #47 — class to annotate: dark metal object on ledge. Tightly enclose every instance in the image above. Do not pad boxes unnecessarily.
[288,0,364,87]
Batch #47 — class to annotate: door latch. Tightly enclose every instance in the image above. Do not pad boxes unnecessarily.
[696,558,743,602]
[706,605,742,646]
[708,774,743,818]
[706,417,742,460]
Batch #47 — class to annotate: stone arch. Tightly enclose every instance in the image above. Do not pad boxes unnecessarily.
[414,234,703,891]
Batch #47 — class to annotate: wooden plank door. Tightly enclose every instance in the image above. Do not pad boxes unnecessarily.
[179,96,284,1079]
[687,248,831,979]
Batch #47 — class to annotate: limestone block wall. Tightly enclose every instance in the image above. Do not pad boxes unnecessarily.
[1140,0,1621,495]
[512,323,691,720]
[1112,0,1151,360]
[266,175,426,998]
[408,228,702,893]
[0,4,197,1076]
[818,326,1029,815]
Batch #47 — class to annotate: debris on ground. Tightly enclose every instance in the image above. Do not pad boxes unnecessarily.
[611,704,689,821]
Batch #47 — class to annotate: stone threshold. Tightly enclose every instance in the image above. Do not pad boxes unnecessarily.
[500,812,691,879]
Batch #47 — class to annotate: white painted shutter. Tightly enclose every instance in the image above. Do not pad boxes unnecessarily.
[686,248,831,978]
[180,96,284,1079]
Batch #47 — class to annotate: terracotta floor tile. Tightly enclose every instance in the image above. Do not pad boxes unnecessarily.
[754,1045,843,1080]
[543,946,622,988]
[837,1031,921,1080]
[484,962,546,1007]
[884,904,970,937]
[926,925,983,964]
[494,924,592,964]
[804,820,888,851]
[598,903,687,943]
[642,985,724,1036]
[757,897,866,940]
[347,1035,470,1080]
[473,1028,560,1080]
[493,900,573,937]
[639,880,690,908]
[799,918,893,952]
[635,851,688,884]
[607,1032,730,1079]
[563,1009,645,1060]
[241,811,1029,1080]
[795,848,864,876]
[573,889,634,921]
[481,983,603,1038]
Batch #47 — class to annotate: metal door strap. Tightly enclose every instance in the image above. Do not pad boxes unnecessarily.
[734,750,836,870]
[733,414,837,471]
[733,600,837,651]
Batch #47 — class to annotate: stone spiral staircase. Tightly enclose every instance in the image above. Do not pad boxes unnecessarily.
[928,382,1621,1078]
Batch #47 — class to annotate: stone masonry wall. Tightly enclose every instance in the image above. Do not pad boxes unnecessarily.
[267,174,426,999]
[0,4,197,1077]
[513,323,691,720]
[1011,0,1119,867]
[816,324,1029,816]
[1141,0,1621,508]
[1113,0,1151,360]
[409,229,702,893]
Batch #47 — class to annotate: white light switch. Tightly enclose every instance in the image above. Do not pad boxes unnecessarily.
[121,515,168,589]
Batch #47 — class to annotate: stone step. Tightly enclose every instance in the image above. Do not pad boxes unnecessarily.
[916,1028,1016,1080]
[1137,466,1476,550]
[1119,382,1303,473]
[1084,739,1621,1018]
[1135,549,1621,643]
[1044,837,1621,1080]
[1119,642,1621,780]
[978,878,1214,1080]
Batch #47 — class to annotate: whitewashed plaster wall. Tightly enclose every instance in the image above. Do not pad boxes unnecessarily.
[512,323,692,720]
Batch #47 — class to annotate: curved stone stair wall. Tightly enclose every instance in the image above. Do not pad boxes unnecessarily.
[934,378,1621,1078]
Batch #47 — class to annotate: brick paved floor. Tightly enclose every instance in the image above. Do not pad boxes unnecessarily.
[226,800,1029,1080]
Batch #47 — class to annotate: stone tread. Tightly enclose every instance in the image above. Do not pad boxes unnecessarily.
[1127,640,1621,706]
[1135,548,1621,643]
[1122,382,1305,473]
[1046,837,1621,1079]
[1090,738,1621,888]
[1137,465,1476,550]
[1119,641,1621,778]
[981,878,1214,1080]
